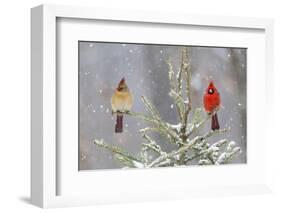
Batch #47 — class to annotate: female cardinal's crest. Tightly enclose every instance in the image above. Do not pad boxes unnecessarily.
[117,78,127,91]
[118,78,125,86]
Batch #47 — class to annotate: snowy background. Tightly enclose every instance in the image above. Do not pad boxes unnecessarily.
[79,42,247,170]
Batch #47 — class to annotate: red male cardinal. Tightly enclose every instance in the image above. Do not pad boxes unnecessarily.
[203,81,221,130]
[111,78,133,133]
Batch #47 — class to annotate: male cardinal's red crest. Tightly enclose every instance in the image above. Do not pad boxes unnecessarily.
[111,78,133,133]
[203,81,221,130]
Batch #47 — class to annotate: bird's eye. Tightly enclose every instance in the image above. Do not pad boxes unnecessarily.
[208,89,214,94]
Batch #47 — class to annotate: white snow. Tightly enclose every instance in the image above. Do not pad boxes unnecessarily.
[170,104,174,109]
[133,161,144,168]
[169,123,182,132]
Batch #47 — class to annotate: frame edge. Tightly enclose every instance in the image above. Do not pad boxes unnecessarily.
[31,5,44,208]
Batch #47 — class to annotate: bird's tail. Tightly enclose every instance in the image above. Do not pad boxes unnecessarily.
[115,114,123,133]
[211,113,220,130]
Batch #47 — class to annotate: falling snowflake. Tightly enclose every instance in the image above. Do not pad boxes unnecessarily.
[99,89,102,94]
[89,43,94,47]
[100,105,104,109]
[121,44,127,47]
[170,104,174,109]
[81,154,87,160]
[106,108,110,113]
[129,49,133,53]
[160,49,163,54]
[238,103,242,107]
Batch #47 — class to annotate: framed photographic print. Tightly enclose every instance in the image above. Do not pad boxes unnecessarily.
[31,4,274,208]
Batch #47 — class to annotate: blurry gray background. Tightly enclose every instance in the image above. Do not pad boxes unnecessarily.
[79,42,247,170]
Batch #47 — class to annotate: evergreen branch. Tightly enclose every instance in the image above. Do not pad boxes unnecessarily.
[167,58,177,94]
[167,59,184,122]
[139,127,159,134]
[187,108,221,137]
[176,50,184,95]
[93,139,142,162]
[128,111,182,145]
[142,134,165,155]
[114,154,144,168]
[182,47,192,129]
[140,126,175,145]
[184,47,192,112]
[141,96,161,119]
[140,146,149,167]
[148,131,211,167]
[128,111,160,126]
[184,153,199,163]
[211,139,228,148]
[198,159,212,165]
[216,141,241,164]
[169,89,185,120]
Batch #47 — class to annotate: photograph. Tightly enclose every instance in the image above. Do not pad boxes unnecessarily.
[78,42,247,170]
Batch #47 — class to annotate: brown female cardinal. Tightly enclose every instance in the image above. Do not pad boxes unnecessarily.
[111,78,133,133]
[203,81,221,130]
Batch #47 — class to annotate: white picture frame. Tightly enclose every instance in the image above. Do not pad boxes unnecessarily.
[31,4,274,208]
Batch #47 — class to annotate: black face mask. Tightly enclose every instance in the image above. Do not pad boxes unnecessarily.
[208,88,214,95]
